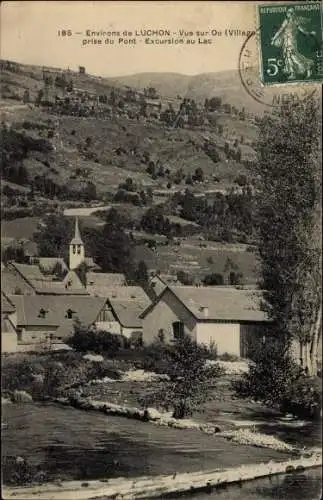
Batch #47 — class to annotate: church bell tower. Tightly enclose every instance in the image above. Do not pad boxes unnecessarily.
[69,217,85,270]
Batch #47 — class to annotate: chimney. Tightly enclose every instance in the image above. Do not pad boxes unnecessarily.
[200,306,209,318]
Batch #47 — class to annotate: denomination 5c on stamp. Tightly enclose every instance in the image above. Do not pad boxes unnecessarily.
[258,3,323,85]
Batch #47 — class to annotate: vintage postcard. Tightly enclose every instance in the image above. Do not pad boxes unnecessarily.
[1,1,322,499]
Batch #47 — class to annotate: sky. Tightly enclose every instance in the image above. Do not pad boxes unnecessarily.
[1,1,257,77]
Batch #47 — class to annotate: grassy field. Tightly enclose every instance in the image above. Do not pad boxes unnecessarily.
[134,239,259,283]
[1,217,42,240]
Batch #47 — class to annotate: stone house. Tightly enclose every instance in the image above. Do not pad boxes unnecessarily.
[7,295,110,352]
[141,286,270,357]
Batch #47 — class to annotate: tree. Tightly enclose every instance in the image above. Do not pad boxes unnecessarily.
[23,90,30,104]
[208,97,222,111]
[35,89,44,105]
[1,245,26,265]
[228,271,244,286]
[157,164,165,177]
[142,335,222,418]
[85,136,92,148]
[33,214,71,260]
[254,96,321,376]
[193,167,204,183]
[82,181,97,201]
[177,270,194,285]
[203,273,224,286]
[133,260,149,289]
[185,174,193,185]
[89,209,134,275]
[233,335,321,419]
[234,174,248,187]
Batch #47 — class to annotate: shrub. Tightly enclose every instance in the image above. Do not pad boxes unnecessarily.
[137,341,171,374]
[140,335,222,418]
[67,327,122,355]
[2,353,121,400]
[233,337,322,420]
[2,457,47,486]
[203,273,224,286]
[279,376,322,420]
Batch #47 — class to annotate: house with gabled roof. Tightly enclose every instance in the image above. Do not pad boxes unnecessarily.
[141,285,271,358]
[8,294,111,351]
[91,286,152,343]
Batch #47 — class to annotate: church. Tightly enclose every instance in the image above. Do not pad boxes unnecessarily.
[68,217,99,272]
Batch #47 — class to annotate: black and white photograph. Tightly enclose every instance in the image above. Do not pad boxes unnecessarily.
[1,1,322,499]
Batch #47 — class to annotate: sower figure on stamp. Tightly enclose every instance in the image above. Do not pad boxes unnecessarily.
[271,7,316,80]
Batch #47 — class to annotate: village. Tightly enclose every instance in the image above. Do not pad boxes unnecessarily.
[2,215,275,356]
[1,4,322,495]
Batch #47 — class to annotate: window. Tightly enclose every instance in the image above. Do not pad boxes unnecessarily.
[73,245,76,255]
[77,245,81,255]
[66,309,75,319]
[157,329,165,343]
[172,321,184,339]
[17,328,23,342]
[38,308,47,318]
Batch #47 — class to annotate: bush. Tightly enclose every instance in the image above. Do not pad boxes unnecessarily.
[2,457,47,486]
[203,273,224,286]
[140,335,222,418]
[233,337,322,420]
[279,376,322,420]
[68,327,122,355]
[1,352,121,401]
[136,341,171,374]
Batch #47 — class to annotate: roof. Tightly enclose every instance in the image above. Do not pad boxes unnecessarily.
[86,272,126,295]
[90,285,151,304]
[149,274,179,298]
[1,267,35,295]
[38,258,68,274]
[84,257,101,271]
[109,299,147,328]
[63,270,85,290]
[1,291,16,314]
[70,217,83,245]
[34,283,89,295]
[142,286,268,322]
[9,263,44,283]
[1,316,17,333]
[9,295,107,328]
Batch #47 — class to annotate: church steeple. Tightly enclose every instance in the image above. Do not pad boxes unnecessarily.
[69,217,85,270]
[71,217,83,245]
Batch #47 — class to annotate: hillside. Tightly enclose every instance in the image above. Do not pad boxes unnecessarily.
[1,59,261,282]
[1,59,258,203]
[106,70,260,110]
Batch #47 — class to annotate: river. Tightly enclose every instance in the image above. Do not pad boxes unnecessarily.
[2,403,322,499]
